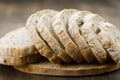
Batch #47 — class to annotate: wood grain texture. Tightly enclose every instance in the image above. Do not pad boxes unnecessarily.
[0,0,120,80]
[15,60,120,76]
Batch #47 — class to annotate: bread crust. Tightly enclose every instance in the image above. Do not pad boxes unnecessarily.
[0,53,41,66]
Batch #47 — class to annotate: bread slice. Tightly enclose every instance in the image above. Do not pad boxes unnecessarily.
[26,10,62,64]
[36,10,73,63]
[0,53,40,66]
[52,9,84,63]
[0,27,41,66]
[80,14,107,63]
[97,22,120,63]
[68,11,96,63]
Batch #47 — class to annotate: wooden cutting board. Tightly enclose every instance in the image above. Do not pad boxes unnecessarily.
[15,60,120,76]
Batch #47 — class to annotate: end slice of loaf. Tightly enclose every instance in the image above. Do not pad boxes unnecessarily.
[26,10,62,64]
[0,27,38,57]
[0,27,41,66]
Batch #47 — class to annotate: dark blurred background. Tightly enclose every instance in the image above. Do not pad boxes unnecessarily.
[0,0,120,80]
[0,0,120,36]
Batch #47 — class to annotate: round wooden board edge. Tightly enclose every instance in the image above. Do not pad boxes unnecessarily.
[14,62,120,76]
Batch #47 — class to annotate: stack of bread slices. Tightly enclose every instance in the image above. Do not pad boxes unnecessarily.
[0,9,120,67]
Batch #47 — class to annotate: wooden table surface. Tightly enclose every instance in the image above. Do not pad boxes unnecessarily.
[0,0,120,80]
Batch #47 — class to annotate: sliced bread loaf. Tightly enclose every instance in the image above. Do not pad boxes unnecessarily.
[0,27,41,66]
[26,10,62,64]
[52,9,84,63]
[68,11,96,63]
[36,11,73,63]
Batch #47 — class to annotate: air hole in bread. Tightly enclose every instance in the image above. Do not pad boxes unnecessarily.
[77,21,83,35]
[4,60,7,63]
[35,20,38,23]
[95,28,101,34]
[54,49,57,52]
[79,29,82,35]
[78,21,84,27]
[66,24,74,42]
